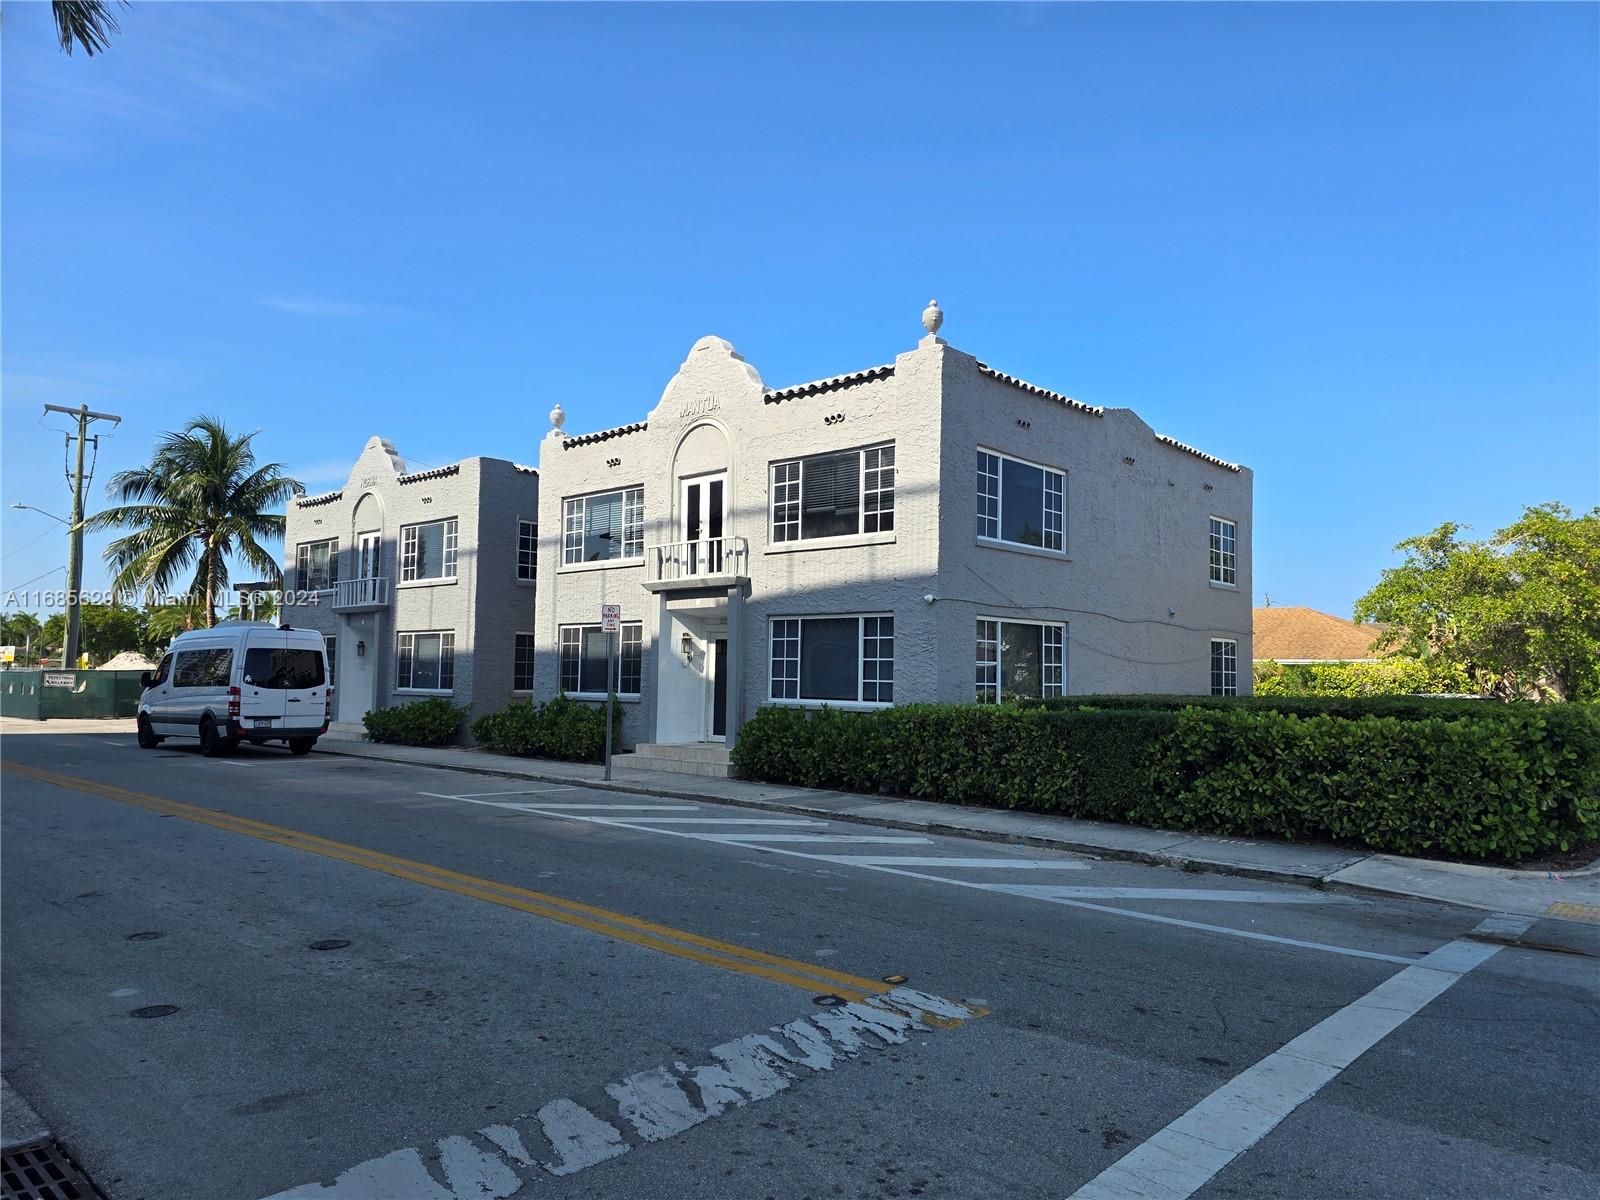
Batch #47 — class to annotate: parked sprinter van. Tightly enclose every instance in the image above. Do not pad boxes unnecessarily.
[137,622,332,756]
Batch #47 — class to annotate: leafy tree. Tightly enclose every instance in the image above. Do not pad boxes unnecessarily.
[81,416,300,629]
[38,604,145,666]
[1,612,45,665]
[1355,503,1600,702]
[54,0,125,56]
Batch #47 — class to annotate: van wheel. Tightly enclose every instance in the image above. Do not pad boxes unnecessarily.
[199,717,234,757]
[136,717,163,749]
[288,738,316,756]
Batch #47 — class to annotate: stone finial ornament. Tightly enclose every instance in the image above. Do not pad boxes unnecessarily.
[921,299,944,337]
[549,403,567,437]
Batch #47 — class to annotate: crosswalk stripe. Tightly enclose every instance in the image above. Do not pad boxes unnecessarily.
[984,885,1338,904]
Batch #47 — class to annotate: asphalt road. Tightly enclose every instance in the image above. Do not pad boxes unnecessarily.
[2,731,1596,1200]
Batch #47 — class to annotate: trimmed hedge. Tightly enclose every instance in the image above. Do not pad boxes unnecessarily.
[363,697,468,747]
[1026,693,1509,722]
[731,702,1600,861]
[469,695,619,763]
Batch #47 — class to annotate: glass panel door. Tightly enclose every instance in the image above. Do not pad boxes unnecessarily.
[358,533,381,579]
[680,474,727,576]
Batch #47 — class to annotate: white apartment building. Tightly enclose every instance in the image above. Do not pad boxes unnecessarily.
[282,437,539,730]
[530,302,1252,766]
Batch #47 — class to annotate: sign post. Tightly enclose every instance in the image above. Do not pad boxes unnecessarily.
[601,604,621,780]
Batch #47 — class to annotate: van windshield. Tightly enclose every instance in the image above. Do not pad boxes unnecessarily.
[243,647,326,690]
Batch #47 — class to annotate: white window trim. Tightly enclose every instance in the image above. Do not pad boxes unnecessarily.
[1209,515,1238,587]
[558,622,644,699]
[976,616,1067,702]
[1211,637,1239,697]
[295,538,340,593]
[512,630,535,694]
[561,487,645,568]
[767,613,895,708]
[396,629,456,693]
[516,519,538,585]
[399,518,459,584]
[976,446,1067,555]
[767,442,896,546]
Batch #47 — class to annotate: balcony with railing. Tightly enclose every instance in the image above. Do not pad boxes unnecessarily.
[332,576,390,611]
[644,536,749,591]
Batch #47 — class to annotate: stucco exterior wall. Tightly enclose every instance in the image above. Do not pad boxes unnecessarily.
[282,438,539,727]
[532,323,1253,750]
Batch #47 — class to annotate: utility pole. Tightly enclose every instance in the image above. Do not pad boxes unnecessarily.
[44,403,121,672]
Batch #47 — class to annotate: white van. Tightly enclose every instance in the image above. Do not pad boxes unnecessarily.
[137,622,332,756]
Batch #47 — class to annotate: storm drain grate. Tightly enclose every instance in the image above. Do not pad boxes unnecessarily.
[0,1139,105,1200]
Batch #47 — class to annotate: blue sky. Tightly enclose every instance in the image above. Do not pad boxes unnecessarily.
[3,1,1595,619]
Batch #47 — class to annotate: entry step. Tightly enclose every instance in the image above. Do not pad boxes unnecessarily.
[615,742,735,779]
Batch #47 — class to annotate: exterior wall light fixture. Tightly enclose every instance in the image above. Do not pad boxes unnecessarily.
[356,640,366,657]
[680,633,694,663]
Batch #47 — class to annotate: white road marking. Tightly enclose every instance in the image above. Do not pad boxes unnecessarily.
[443,796,1415,964]
[434,787,582,798]
[591,817,829,826]
[258,986,980,1198]
[701,833,935,845]
[983,885,1338,904]
[1064,913,1535,1200]
[823,855,1089,870]
[100,739,131,747]
[479,801,701,812]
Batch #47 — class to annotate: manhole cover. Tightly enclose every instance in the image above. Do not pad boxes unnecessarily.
[129,1005,179,1019]
[812,994,847,1007]
[308,939,351,951]
[0,1137,106,1200]
[125,931,161,942]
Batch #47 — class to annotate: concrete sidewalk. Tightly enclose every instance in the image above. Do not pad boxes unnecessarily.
[311,732,1600,922]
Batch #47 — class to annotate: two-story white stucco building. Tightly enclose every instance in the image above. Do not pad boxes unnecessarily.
[531,303,1252,773]
[283,437,540,730]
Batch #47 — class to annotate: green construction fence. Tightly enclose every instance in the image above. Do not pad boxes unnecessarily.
[0,670,148,720]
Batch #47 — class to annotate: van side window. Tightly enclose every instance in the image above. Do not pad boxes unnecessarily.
[153,654,174,686]
[173,648,232,687]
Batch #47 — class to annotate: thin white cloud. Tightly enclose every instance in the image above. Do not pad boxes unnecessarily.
[256,295,404,320]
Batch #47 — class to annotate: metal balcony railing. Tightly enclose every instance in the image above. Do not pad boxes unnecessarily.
[647,536,749,585]
[332,576,390,611]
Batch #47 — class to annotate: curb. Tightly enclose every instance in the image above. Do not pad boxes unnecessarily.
[1,1077,49,1154]
[314,742,1350,890]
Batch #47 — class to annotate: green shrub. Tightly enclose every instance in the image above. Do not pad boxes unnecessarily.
[469,695,619,763]
[362,697,468,747]
[1252,658,1471,697]
[730,701,1600,861]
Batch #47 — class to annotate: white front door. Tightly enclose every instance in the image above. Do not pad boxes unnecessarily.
[679,473,727,576]
[336,613,380,725]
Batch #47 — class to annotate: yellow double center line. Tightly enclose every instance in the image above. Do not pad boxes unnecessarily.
[4,762,892,1003]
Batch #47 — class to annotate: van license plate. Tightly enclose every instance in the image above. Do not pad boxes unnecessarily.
[253,719,272,729]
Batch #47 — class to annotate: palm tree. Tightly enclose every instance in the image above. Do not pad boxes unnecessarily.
[54,0,126,56]
[82,416,301,628]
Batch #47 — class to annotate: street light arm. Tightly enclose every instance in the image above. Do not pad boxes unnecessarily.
[9,502,69,525]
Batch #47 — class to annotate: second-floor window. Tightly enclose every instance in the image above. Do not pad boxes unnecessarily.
[563,488,644,565]
[517,519,537,582]
[977,449,1064,552]
[401,519,458,582]
[1209,517,1237,585]
[295,539,339,592]
[770,443,895,543]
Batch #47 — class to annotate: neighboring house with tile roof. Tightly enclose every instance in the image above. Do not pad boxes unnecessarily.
[1253,606,1390,663]
[531,301,1253,766]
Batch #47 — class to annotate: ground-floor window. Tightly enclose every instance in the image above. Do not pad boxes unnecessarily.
[397,631,455,691]
[1210,638,1238,696]
[513,633,535,692]
[324,636,337,687]
[559,623,642,697]
[769,615,893,704]
[976,618,1065,702]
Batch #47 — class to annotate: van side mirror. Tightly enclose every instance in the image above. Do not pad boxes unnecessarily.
[140,672,154,688]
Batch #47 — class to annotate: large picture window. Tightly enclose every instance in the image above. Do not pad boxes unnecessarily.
[563,489,644,564]
[1209,517,1237,586]
[559,623,643,696]
[397,631,455,691]
[769,615,893,704]
[976,619,1065,702]
[400,519,458,582]
[977,450,1064,552]
[1210,638,1238,696]
[769,443,895,543]
[295,539,339,592]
